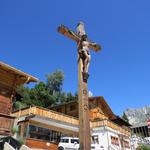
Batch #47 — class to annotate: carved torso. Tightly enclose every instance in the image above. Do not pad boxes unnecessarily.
[82,41,90,52]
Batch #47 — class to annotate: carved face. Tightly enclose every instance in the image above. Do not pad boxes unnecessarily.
[76,22,86,36]
[81,34,87,41]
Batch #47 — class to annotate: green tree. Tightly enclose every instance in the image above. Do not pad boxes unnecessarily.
[46,70,64,94]
[13,85,30,110]
[29,81,55,107]
[66,92,77,102]
[122,112,129,123]
[14,70,77,110]
[138,144,150,150]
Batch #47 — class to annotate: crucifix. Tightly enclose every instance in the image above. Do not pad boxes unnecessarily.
[58,22,101,150]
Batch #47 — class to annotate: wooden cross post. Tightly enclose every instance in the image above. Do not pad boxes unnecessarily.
[58,23,101,150]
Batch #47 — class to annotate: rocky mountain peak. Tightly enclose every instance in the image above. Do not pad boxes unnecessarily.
[124,105,150,126]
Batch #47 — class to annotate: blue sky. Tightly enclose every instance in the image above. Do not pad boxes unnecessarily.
[0,0,150,115]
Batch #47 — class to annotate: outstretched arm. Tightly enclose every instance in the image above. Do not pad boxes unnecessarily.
[68,29,80,41]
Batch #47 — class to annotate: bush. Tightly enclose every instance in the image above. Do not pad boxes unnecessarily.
[11,127,19,134]
[138,144,150,150]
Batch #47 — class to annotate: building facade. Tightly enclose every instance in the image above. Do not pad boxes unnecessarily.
[12,97,131,150]
[0,62,38,136]
[0,62,132,149]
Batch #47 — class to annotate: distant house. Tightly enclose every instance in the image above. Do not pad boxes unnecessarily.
[12,96,131,150]
[130,121,150,149]
[0,61,38,137]
[131,122,149,138]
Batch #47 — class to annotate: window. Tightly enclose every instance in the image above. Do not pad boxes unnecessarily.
[28,125,61,142]
[71,139,79,144]
[70,105,76,111]
[92,135,99,144]
[60,138,69,143]
[123,140,130,148]
[56,108,62,112]
[29,125,50,140]
[29,125,36,132]
[111,136,119,146]
[89,103,96,109]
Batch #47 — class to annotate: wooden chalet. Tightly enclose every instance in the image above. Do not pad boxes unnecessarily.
[50,96,131,149]
[50,97,130,125]
[50,96,131,134]
[0,61,38,136]
[12,97,131,150]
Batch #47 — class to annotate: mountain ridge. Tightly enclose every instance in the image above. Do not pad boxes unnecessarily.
[123,105,150,126]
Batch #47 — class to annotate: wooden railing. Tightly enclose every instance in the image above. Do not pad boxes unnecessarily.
[12,106,130,136]
[91,119,131,136]
[12,106,79,126]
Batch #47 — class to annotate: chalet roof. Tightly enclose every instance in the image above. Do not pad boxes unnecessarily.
[0,61,38,86]
[111,116,131,127]
[50,96,117,120]
[89,96,116,120]
[50,100,78,108]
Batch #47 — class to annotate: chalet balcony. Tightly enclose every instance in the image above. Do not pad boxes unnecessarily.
[12,106,78,126]
[92,119,131,136]
[12,106,130,136]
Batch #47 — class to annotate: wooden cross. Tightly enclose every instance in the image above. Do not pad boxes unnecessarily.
[58,24,101,52]
[58,23,101,150]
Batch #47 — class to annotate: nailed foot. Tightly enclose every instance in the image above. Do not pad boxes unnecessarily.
[82,72,89,82]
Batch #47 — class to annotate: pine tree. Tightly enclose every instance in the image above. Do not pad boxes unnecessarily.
[122,112,129,123]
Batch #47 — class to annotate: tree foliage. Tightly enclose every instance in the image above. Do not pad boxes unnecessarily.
[46,71,64,94]
[13,70,77,110]
[122,112,129,123]
[138,144,150,150]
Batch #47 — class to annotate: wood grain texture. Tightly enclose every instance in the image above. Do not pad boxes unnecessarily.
[12,106,131,136]
[58,25,101,52]
[78,56,91,150]
[25,138,58,150]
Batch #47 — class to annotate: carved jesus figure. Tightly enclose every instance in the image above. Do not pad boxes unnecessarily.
[77,22,91,74]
